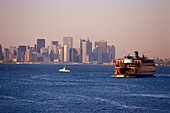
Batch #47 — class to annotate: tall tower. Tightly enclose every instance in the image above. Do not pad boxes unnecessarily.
[63,37,73,49]
[82,38,92,63]
[25,49,33,62]
[79,39,85,62]
[111,45,115,61]
[17,46,26,62]
[37,39,45,53]
[94,40,107,53]
[70,48,77,62]
[59,47,64,63]
[93,46,102,63]
[64,45,69,63]
[4,48,9,61]
[49,41,59,61]
[95,40,107,62]
[51,41,58,47]
[0,44,4,61]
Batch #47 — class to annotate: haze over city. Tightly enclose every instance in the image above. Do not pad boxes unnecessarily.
[0,0,170,59]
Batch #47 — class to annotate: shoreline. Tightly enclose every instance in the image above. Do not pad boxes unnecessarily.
[1,62,170,66]
[0,62,115,65]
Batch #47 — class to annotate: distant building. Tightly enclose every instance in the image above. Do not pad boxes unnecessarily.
[9,50,16,62]
[95,40,107,53]
[79,39,85,62]
[70,48,77,62]
[59,47,64,63]
[64,45,70,63]
[63,37,73,63]
[76,48,81,62]
[106,45,115,62]
[93,46,102,63]
[49,41,59,61]
[4,48,9,61]
[51,41,58,47]
[25,49,33,62]
[82,38,92,63]
[63,37,73,49]
[9,46,16,52]
[110,45,115,61]
[95,40,108,62]
[0,44,4,61]
[37,39,45,53]
[40,47,49,61]
[34,44,36,52]
[17,46,26,62]
[9,46,17,61]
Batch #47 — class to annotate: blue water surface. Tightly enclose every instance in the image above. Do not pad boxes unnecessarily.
[0,64,170,113]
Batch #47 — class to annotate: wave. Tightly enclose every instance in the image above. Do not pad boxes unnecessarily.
[155,74,170,77]
[128,94,170,98]
[0,95,37,104]
[0,95,16,100]
[72,95,167,112]
[31,74,49,79]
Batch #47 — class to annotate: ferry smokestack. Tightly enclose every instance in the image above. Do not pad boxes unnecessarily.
[135,51,139,59]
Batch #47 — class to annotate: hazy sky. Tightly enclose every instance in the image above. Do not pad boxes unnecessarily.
[0,0,170,59]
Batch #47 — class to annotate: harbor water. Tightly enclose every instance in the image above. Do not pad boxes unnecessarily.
[0,64,170,113]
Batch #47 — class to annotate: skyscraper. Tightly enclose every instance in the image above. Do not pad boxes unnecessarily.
[40,47,49,62]
[34,44,36,52]
[8,46,17,62]
[0,44,4,61]
[59,47,64,63]
[17,46,26,62]
[79,39,85,62]
[37,39,45,53]
[106,45,116,62]
[64,44,69,63]
[4,48,9,61]
[110,45,115,61]
[49,41,59,61]
[9,46,16,52]
[63,37,73,49]
[95,40,107,62]
[51,41,58,47]
[95,40,107,53]
[93,46,102,63]
[25,49,33,62]
[82,38,92,63]
[70,48,77,62]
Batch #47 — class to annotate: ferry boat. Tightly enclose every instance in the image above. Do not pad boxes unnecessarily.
[114,51,156,77]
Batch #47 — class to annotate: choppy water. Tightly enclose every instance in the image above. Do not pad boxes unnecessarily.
[0,64,170,113]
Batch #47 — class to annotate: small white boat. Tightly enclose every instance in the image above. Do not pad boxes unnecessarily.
[59,66,70,72]
[114,75,125,78]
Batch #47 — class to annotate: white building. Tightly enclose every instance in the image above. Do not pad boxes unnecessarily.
[64,44,70,63]
[82,38,92,63]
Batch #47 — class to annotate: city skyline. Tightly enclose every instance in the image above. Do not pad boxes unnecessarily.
[0,37,116,64]
[0,0,170,59]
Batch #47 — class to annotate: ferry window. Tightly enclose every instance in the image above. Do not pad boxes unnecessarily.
[129,64,135,67]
